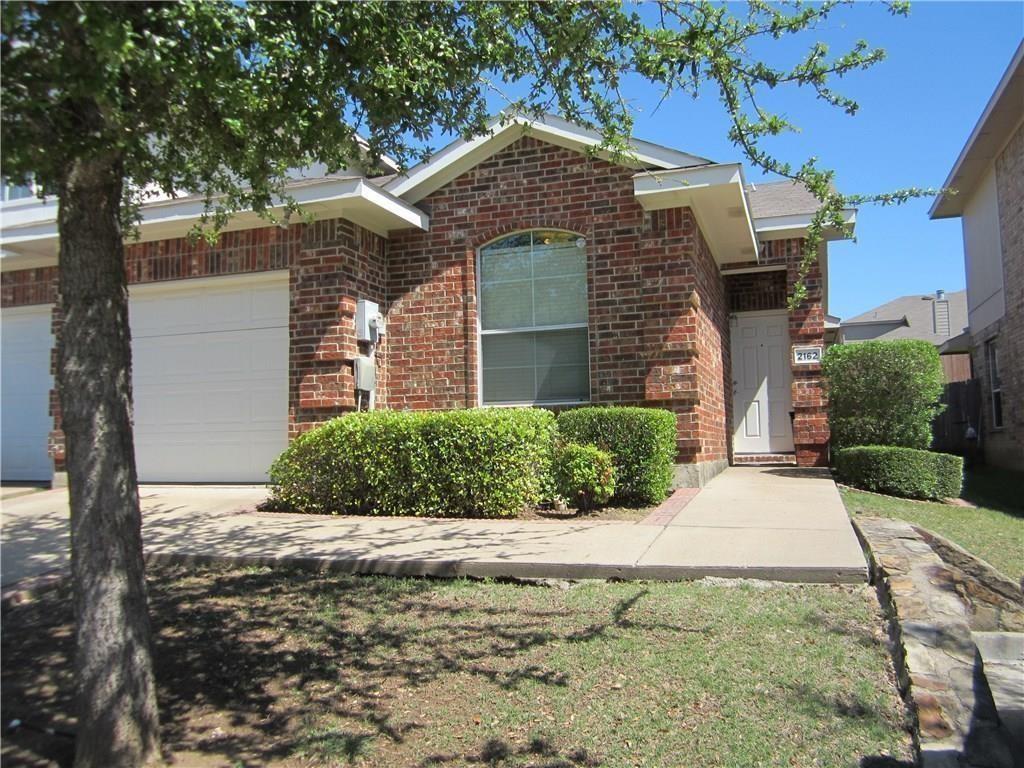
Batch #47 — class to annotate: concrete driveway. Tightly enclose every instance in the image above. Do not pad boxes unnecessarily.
[1,485,267,586]
[1,467,867,587]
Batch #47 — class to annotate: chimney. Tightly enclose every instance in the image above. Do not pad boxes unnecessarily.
[933,289,950,336]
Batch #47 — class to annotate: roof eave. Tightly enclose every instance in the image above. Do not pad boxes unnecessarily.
[753,210,857,241]
[633,163,759,265]
[385,113,713,203]
[1,177,428,271]
[929,41,1024,219]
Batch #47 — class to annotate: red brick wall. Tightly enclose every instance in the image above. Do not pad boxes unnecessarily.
[2,217,385,476]
[387,136,731,465]
[724,269,787,313]
[1,266,58,307]
[290,218,388,435]
[764,240,828,466]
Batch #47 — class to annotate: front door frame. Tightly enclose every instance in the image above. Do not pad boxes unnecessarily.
[729,309,795,456]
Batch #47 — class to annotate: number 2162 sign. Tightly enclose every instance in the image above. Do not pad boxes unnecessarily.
[793,346,823,364]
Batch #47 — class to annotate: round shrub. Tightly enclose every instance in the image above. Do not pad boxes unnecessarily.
[268,408,556,518]
[822,340,945,451]
[835,445,963,500]
[556,407,676,504]
[553,442,616,512]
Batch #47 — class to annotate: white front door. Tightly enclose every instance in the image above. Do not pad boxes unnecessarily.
[129,272,289,483]
[730,311,794,454]
[1,305,54,481]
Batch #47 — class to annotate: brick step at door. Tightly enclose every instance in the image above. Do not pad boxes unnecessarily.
[732,453,798,466]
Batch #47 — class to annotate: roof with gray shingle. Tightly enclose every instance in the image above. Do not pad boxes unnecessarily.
[841,290,968,346]
[745,181,821,219]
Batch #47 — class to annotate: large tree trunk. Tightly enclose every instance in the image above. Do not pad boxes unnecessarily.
[58,154,162,768]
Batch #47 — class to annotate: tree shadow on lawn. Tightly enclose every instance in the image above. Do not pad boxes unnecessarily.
[417,734,602,767]
[962,465,1024,518]
[1,566,686,767]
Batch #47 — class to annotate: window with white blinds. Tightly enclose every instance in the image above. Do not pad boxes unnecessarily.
[479,231,590,405]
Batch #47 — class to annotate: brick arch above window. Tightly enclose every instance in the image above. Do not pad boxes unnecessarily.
[468,220,589,250]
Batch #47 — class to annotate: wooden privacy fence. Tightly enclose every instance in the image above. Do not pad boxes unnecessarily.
[932,378,982,456]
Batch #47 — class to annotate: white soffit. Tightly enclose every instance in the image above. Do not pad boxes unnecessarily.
[633,164,759,265]
[385,113,712,204]
[0,178,428,271]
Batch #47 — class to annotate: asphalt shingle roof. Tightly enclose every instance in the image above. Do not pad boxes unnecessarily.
[841,290,968,345]
[745,181,821,219]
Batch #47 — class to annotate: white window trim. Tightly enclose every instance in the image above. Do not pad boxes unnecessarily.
[986,338,1003,429]
[476,230,591,407]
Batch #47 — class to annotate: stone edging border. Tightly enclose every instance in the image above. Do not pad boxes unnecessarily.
[912,526,1024,609]
[852,516,1016,767]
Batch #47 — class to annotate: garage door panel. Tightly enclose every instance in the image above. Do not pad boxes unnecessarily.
[134,431,284,483]
[1,307,54,481]
[129,275,288,482]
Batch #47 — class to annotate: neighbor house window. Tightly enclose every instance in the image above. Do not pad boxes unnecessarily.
[985,339,1003,428]
[479,230,589,405]
[1,175,35,202]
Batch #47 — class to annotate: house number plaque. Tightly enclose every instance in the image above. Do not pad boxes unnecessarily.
[793,346,823,364]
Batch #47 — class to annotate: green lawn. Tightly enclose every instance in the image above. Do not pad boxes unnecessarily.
[841,465,1024,582]
[2,565,913,767]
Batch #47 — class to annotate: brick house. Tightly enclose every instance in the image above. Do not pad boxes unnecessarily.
[1,115,853,486]
[930,43,1024,471]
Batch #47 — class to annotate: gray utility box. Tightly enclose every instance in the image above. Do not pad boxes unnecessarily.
[353,356,376,392]
[355,299,380,342]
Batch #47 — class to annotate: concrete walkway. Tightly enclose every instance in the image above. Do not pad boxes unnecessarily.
[1,467,867,587]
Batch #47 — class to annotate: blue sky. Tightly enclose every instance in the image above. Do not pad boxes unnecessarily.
[465,2,1022,320]
[631,2,1022,319]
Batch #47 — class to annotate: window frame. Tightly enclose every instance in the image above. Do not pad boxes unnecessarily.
[0,174,45,203]
[985,338,1003,429]
[476,229,591,407]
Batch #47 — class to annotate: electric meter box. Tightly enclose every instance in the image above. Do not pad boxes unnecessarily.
[355,299,380,342]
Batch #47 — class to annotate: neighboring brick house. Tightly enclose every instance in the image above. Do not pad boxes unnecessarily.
[838,290,973,382]
[930,43,1024,471]
[0,115,853,486]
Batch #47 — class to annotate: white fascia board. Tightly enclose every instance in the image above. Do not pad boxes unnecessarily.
[633,162,747,197]
[930,42,1024,219]
[633,163,760,265]
[753,209,856,241]
[385,113,712,203]
[720,264,786,276]
[840,316,909,328]
[1,177,427,258]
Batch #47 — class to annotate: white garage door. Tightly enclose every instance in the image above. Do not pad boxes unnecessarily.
[130,272,288,483]
[1,305,54,482]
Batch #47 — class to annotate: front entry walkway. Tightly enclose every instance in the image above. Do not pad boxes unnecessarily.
[1,467,867,589]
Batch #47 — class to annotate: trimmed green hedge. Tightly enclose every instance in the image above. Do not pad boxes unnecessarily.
[835,446,963,500]
[268,408,556,518]
[556,407,676,504]
[553,442,616,512]
[822,340,945,451]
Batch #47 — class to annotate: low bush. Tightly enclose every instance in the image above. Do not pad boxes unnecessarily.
[834,445,963,500]
[553,442,616,512]
[268,408,556,518]
[557,407,676,504]
[822,340,945,451]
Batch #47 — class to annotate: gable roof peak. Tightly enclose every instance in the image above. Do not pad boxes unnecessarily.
[383,112,712,203]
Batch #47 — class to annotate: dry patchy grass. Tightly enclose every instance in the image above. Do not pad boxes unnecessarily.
[2,565,913,767]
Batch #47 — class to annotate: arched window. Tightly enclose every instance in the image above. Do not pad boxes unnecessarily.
[479,230,589,405]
